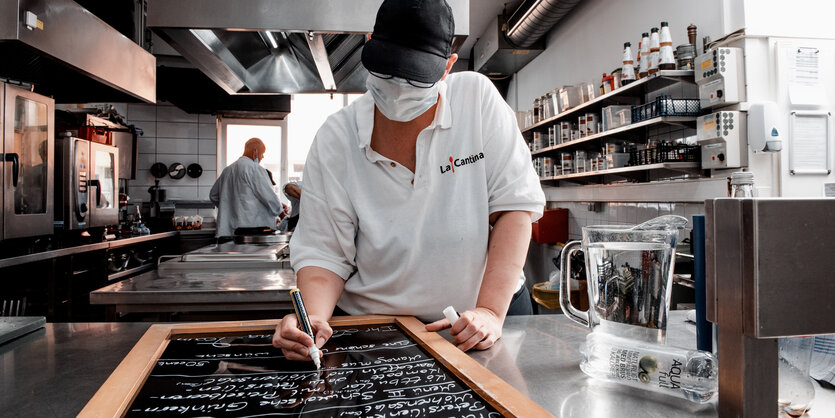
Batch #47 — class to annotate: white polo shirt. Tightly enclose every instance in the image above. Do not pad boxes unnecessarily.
[290,71,545,322]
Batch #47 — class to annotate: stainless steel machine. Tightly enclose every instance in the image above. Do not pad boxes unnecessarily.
[705,198,835,417]
[1,82,55,240]
[54,136,119,229]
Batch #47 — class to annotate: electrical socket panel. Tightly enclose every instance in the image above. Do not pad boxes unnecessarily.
[697,110,748,169]
[695,47,746,110]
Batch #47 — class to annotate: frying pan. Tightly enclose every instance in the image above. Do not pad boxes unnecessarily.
[187,163,203,178]
[150,162,168,178]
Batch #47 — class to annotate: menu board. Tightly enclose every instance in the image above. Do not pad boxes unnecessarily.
[82,317,549,418]
[125,324,501,417]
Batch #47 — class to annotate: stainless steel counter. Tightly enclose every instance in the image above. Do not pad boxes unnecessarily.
[3,313,833,417]
[0,231,179,270]
[0,322,152,417]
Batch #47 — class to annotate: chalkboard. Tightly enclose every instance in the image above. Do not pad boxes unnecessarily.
[81,316,550,418]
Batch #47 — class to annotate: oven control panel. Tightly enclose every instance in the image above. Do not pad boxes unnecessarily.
[75,144,89,222]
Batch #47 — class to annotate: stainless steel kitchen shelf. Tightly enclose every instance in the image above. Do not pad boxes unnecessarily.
[541,162,701,184]
[521,70,695,134]
[530,116,697,156]
[0,232,179,270]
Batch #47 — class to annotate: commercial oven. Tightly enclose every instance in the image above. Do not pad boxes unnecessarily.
[55,136,119,229]
[1,82,55,240]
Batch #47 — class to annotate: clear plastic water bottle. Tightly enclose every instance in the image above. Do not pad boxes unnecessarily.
[729,171,755,197]
[778,336,815,416]
[580,332,718,403]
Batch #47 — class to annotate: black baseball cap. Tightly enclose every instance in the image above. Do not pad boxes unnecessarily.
[361,0,455,84]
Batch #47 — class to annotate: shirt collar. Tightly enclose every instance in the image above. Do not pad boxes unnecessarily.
[355,80,452,152]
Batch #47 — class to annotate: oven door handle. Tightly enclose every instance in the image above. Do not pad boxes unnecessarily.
[3,153,19,187]
[87,179,101,207]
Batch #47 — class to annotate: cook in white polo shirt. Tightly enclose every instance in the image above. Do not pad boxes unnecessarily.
[273,0,544,362]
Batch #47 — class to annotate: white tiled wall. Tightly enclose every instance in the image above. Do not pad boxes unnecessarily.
[125,103,217,218]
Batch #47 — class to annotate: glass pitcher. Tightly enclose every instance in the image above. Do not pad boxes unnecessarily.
[559,220,683,343]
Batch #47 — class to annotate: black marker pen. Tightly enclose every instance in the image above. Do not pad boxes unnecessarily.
[290,288,321,369]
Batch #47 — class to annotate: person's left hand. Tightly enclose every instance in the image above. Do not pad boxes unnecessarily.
[425,307,503,351]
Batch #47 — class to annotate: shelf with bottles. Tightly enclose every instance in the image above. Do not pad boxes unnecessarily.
[530,115,696,156]
[539,162,701,185]
[521,70,695,134]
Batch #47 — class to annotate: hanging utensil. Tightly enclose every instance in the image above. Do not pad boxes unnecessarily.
[168,162,186,179]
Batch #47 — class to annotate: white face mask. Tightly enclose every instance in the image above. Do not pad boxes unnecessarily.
[366,75,441,122]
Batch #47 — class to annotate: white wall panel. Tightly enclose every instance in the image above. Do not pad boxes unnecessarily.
[510,0,725,111]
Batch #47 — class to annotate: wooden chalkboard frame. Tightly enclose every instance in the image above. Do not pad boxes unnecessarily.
[80,316,552,417]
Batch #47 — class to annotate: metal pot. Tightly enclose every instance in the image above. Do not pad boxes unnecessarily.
[148,180,166,202]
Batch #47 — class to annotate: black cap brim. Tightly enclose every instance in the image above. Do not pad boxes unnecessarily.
[362,38,448,84]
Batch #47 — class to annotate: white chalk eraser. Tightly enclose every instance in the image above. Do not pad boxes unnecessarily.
[443,306,459,326]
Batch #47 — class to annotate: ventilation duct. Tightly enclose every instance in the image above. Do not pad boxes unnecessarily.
[506,0,583,48]
[473,0,582,78]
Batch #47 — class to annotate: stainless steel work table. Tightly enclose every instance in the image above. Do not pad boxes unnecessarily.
[89,268,296,315]
[89,242,295,317]
[3,313,833,417]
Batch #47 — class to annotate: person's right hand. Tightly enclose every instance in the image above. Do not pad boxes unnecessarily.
[272,313,332,362]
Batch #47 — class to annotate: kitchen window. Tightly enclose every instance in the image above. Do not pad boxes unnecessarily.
[217,93,361,189]
[286,94,361,181]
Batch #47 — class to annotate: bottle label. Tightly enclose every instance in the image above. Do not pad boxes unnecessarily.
[608,347,684,391]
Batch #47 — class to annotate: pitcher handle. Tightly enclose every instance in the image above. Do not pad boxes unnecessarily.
[559,240,590,328]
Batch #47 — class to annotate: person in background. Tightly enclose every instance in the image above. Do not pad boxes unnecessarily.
[209,137,284,237]
[273,0,544,362]
[277,181,302,232]
[266,168,290,220]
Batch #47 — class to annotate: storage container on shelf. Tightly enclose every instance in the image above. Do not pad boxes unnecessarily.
[631,94,700,123]
[523,110,533,129]
[532,131,544,151]
[542,92,555,120]
[547,126,557,148]
[578,116,587,139]
[603,141,624,155]
[638,32,650,78]
[602,105,632,131]
[576,82,596,102]
[542,156,553,178]
[607,152,630,168]
[560,121,572,143]
[585,113,600,136]
[574,150,588,173]
[560,152,574,174]
[532,96,541,124]
[558,85,584,111]
[548,88,562,115]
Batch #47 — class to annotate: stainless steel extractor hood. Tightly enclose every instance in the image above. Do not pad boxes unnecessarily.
[147,0,469,95]
[0,0,156,103]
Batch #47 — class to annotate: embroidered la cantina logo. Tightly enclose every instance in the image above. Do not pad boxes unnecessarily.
[440,152,485,174]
